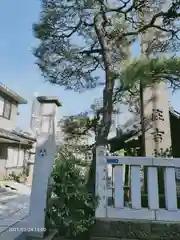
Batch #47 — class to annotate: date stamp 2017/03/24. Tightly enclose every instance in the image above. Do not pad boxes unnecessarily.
[9,228,46,232]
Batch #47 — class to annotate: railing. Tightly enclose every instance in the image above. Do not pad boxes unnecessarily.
[95,146,180,222]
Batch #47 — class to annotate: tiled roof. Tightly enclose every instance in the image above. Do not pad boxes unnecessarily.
[0,128,36,145]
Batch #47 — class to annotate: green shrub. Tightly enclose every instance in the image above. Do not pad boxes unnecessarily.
[5,171,27,183]
[7,172,20,182]
[46,158,98,239]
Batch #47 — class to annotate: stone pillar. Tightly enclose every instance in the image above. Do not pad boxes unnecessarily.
[140,0,171,157]
[28,96,61,238]
[143,82,172,157]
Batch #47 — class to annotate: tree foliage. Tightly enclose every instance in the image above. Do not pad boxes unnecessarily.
[59,96,122,144]
[34,0,180,145]
[34,0,180,206]
[118,56,180,91]
[57,114,93,173]
[46,156,98,238]
[59,114,93,143]
[34,0,131,90]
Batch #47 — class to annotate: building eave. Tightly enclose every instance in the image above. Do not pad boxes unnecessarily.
[0,83,27,104]
[12,130,36,141]
[169,104,180,118]
[0,128,36,146]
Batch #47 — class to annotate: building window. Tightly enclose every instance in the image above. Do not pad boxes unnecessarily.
[0,96,11,119]
[0,96,4,115]
[6,148,18,167]
[3,100,11,119]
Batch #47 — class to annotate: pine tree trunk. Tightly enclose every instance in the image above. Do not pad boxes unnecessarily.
[87,13,115,214]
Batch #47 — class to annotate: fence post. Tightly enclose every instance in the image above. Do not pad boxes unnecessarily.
[95,146,107,218]
[164,167,177,210]
[28,96,61,238]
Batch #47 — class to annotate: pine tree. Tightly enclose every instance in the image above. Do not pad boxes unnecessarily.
[34,0,180,194]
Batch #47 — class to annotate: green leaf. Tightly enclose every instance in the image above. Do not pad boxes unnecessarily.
[46,154,98,238]
[118,56,180,91]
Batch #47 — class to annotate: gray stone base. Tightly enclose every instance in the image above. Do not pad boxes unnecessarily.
[91,219,180,240]
[25,230,57,240]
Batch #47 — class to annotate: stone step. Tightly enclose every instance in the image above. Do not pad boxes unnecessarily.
[21,231,57,240]
[92,238,136,240]
[92,219,180,240]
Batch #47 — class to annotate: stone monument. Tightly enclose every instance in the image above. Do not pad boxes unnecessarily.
[28,96,61,238]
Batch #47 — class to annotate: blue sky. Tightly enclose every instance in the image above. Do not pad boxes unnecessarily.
[0,0,179,131]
